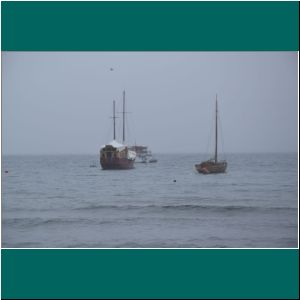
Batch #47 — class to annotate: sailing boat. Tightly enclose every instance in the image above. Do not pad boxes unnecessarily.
[195,95,227,174]
[100,91,136,170]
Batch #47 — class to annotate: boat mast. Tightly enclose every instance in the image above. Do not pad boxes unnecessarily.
[215,94,218,163]
[122,90,125,144]
[113,100,116,140]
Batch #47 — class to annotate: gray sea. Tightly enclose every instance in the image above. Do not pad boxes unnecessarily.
[1,153,298,248]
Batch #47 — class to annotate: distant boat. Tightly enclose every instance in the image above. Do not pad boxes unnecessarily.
[100,91,136,170]
[148,157,158,163]
[195,95,227,174]
[129,146,157,163]
[147,151,158,163]
[129,145,148,163]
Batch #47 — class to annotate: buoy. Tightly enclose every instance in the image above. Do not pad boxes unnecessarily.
[5,170,8,173]
[173,179,176,182]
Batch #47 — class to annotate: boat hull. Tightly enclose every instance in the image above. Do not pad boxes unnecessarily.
[149,159,157,163]
[100,157,135,170]
[100,143,136,170]
[195,161,227,174]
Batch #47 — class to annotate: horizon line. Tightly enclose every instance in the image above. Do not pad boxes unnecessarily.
[1,151,298,156]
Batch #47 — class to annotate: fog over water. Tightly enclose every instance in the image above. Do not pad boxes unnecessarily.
[2,52,298,248]
[2,52,298,154]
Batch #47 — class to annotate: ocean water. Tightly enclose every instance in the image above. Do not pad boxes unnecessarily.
[1,153,298,248]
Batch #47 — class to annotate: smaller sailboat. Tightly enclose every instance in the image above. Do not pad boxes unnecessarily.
[195,95,227,174]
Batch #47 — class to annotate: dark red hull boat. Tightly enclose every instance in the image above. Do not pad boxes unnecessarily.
[100,143,135,170]
[195,95,228,174]
[195,160,227,174]
[100,91,136,170]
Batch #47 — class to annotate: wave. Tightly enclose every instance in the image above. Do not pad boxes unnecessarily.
[73,204,297,213]
[2,217,115,227]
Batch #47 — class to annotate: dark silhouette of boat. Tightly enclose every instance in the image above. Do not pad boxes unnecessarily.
[195,95,227,174]
[147,151,158,163]
[148,157,158,163]
[100,91,136,170]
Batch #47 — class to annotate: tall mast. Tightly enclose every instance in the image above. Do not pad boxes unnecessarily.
[122,90,125,144]
[113,100,116,140]
[215,94,218,163]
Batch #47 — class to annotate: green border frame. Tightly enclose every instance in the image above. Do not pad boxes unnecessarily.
[1,1,299,51]
[1,1,299,299]
[2,249,299,299]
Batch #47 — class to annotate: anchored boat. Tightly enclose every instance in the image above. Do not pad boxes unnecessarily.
[129,145,149,163]
[100,91,136,170]
[195,95,227,174]
[129,146,158,163]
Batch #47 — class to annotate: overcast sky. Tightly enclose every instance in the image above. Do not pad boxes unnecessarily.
[2,52,298,154]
